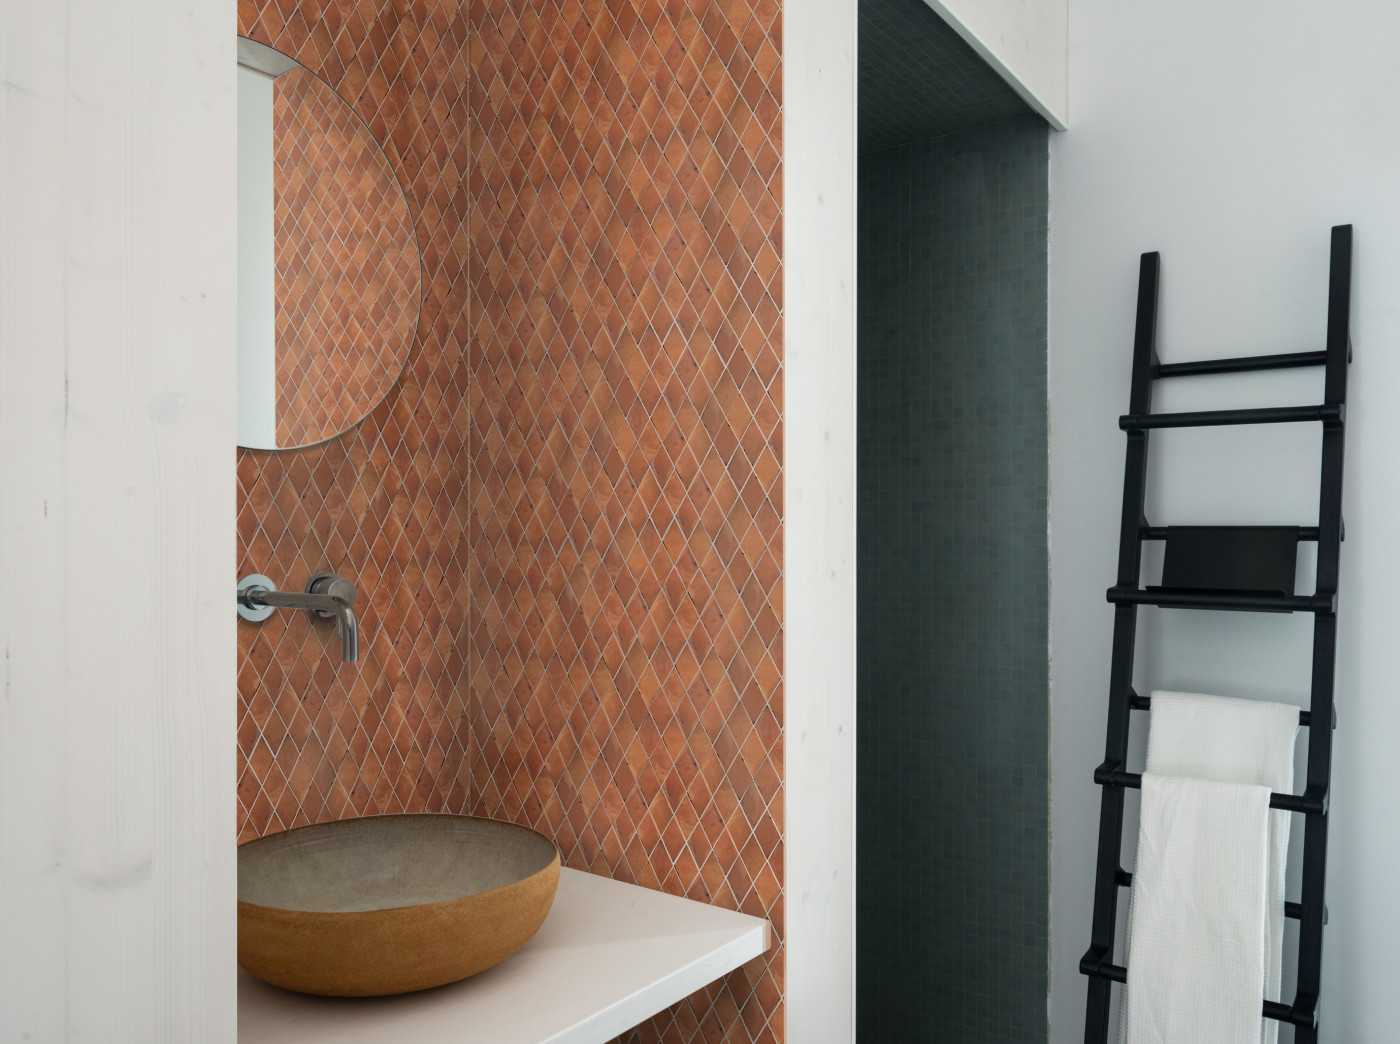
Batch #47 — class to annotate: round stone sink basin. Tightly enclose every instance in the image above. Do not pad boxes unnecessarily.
[238,814,560,996]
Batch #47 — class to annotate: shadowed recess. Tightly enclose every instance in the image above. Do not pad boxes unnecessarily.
[860,0,1032,154]
[857,116,1050,1044]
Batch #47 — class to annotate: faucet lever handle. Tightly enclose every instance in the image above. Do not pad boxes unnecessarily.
[305,573,356,618]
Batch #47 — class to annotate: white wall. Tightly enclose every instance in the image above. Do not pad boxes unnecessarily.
[0,2,237,1040]
[785,0,858,1038]
[923,0,1068,129]
[1050,2,1400,1041]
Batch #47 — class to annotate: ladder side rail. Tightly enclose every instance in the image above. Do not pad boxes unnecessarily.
[1084,251,1160,1044]
[1293,223,1351,1042]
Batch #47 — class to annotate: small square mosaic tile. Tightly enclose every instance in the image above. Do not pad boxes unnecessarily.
[857,116,1049,1043]
[859,0,1031,156]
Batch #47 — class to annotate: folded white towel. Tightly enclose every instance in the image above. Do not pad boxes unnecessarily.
[1145,690,1299,793]
[1126,774,1272,1044]
[1119,690,1300,1044]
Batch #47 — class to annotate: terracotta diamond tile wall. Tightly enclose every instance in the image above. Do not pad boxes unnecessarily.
[237,0,475,843]
[467,1,784,1041]
[272,65,421,447]
[237,0,784,1038]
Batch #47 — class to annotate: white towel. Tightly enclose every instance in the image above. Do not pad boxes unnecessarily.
[1126,774,1272,1044]
[1119,690,1300,1044]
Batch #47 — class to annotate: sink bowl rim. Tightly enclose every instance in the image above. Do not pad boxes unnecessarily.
[236,812,561,917]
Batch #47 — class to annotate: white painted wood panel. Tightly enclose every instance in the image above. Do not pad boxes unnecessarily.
[784,0,858,1039]
[237,868,770,1044]
[0,1,237,1040]
[923,0,1068,129]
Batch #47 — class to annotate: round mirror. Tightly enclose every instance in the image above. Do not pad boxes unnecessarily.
[236,37,421,450]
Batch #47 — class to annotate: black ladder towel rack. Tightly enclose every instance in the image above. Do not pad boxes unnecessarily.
[1079,225,1352,1043]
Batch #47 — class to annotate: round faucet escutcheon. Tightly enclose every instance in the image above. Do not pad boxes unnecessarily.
[236,574,277,623]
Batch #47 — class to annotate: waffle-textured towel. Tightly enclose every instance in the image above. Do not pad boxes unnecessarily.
[1126,774,1272,1044]
[1120,691,1300,1044]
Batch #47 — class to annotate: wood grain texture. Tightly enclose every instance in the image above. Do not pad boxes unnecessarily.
[783,0,857,1038]
[0,1,237,1039]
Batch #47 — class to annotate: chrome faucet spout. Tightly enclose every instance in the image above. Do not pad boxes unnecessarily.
[237,573,361,663]
[338,604,359,662]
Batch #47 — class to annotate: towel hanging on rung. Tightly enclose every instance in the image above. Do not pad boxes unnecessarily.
[1118,692,1300,1044]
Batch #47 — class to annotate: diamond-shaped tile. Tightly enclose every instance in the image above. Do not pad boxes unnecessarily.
[270,66,420,448]
[237,0,474,844]
[239,1,781,1039]
[468,0,782,1039]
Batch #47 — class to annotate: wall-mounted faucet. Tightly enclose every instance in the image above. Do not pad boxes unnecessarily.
[237,572,360,663]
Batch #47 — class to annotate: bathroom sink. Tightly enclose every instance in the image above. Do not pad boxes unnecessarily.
[238,814,560,996]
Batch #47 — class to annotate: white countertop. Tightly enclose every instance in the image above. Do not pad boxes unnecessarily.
[237,867,770,1044]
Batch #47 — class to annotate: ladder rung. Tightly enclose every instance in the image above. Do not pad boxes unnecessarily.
[1083,228,1349,1044]
[1127,689,1326,728]
[1120,404,1343,430]
[1107,586,1335,614]
[1078,949,1318,1028]
[1094,762,1328,814]
[1113,868,1326,923]
[1141,525,1320,541]
[1155,351,1328,378]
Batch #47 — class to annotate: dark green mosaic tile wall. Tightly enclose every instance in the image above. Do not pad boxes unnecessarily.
[857,115,1050,1041]
[860,0,1031,155]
